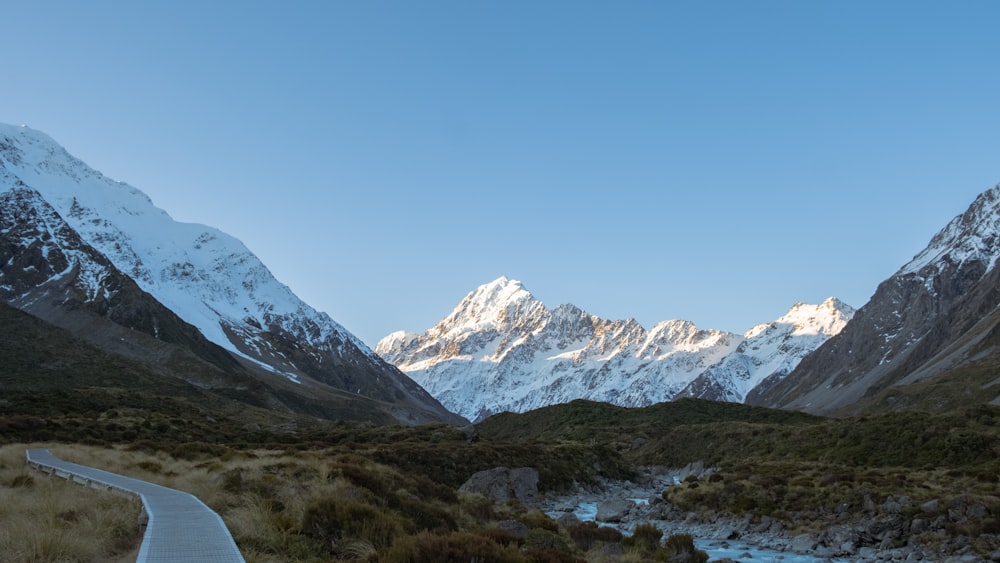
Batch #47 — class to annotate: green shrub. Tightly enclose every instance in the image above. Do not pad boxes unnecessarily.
[382,531,528,563]
[520,509,559,532]
[389,493,457,532]
[459,493,496,521]
[566,521,622,550]
[474,527,523,548]
[663,533,708,563]
[302,497,403,551]
[623,523,662,554]
[523,528,569,552]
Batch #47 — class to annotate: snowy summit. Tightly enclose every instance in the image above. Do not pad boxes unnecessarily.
[376,277,854,421]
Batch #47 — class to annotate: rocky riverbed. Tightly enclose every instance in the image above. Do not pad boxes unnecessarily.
[533,464,997,563]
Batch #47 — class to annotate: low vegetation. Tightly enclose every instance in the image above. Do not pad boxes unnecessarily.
[1,441,676,562]
[0,445,141,562]
[3,397,1000,561]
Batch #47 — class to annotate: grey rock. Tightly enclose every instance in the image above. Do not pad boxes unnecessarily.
[458,466,539,503]
[790,533,817,552]
[967,502,988,520]
[920,499,940,513]
[596,498,636,523]
[882,497,903,514]
[859,546,878,559]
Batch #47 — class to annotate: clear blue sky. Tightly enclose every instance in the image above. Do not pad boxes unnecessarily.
[4,1,999,346]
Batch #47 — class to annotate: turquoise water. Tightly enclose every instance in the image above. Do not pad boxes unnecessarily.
[550,501,847,563]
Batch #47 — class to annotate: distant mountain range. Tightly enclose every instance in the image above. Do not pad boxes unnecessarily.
[0,123,462,426]
[376,277,854,421]
[379,182,1000,421]
[4,122,999,427]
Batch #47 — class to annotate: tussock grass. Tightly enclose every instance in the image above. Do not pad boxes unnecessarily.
[3,443,604,562]
[5,399,1000,560]
[0,444,141,562]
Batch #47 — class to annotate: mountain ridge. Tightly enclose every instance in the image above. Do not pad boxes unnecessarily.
[0,123,461,425]
[749,183,1000,415]
[376,277,853,421]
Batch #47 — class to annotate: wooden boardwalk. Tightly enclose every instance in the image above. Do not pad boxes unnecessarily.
[25,448,245,563]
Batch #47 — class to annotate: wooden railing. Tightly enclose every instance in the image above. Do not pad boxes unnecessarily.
[26,448,245,563]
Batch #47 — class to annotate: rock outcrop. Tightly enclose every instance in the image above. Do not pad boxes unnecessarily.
[458,467,540,504]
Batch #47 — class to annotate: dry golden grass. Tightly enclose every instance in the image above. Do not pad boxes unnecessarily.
[2,441,673,562]
[0,443,142,562]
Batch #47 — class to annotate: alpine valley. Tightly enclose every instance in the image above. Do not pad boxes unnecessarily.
[376,277,855,422]
[0,123,462,426]
[5,123,1000,563]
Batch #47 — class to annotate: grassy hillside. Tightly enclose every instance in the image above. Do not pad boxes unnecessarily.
[5,302,1000,560]
[0,302,451,434]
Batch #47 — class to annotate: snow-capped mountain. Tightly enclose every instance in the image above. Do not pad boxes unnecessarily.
[0,123,460,425]
[678,298,854,402]
[749,184,1000,415]
[376,276,852,421]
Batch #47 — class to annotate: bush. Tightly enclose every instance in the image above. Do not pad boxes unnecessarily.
[623,523,662,554]
[474,527,523,548]
[382,531,527,563]
[8,474,34,488]
[302,497,403,551]
[566,521,622,550]
[520,509,559,532]
[389,492,457,532]
[663,533,708,563]
[523,528,569,552]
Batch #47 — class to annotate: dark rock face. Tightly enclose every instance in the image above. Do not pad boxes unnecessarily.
[0,189,459,425]
[0,124,465,426]
[749,185,1000,415]
[458,467,540,504]
[0,187,240,372]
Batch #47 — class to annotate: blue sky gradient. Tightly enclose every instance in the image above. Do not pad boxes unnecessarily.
[4,1,999,345]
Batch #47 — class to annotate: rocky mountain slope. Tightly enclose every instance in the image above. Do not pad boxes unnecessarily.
[376,276,852,421]
[0,123,461,425]
[749,184,1000,415]
[677,297,855,402]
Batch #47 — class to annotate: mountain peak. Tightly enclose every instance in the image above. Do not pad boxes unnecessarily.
[743,298,854,340]
[434,276,540,331]
[0,122,462,425]
[750,182,1000,415]
[478,275,528,299]
[900,183,1000,277]
[378,277,851,419]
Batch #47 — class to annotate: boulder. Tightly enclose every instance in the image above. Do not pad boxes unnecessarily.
[459,467,539,503]
[790,533,817,552]
[596,499,636,523]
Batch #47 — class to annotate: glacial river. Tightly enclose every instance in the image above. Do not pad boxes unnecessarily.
[553,501,849,563]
